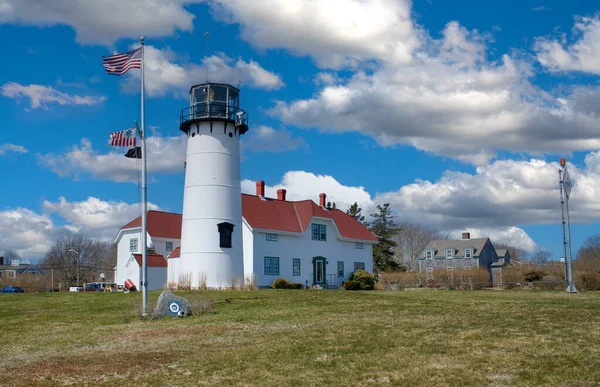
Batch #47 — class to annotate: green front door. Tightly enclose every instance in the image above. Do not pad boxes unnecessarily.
[313,257,326,285]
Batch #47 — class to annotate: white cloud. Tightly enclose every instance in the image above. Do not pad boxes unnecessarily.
[584,151,600,173]
[38,135,187,183]
[43,196,159,240]
[0,143,28,156]
[1,82,106,110]
[0,208,68,258]
[535,14,600,74]
[0,0,201,45]
[532,6,550,12]
[0,197,161,259]
[208,0,419,69]
[39,125,303,182]
[242,170,373,212]
[241,125,307,155]
[314,72,343,86]
[123,46,284,97]
[268,21,600,163]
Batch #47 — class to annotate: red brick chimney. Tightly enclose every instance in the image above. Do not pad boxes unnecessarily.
[462,232,470,240]
[256,180,265,197]
[277,189,287,201]
[319,193,326,207]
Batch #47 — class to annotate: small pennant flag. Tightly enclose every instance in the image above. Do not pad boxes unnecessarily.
[110,128,137,147]
[102,47,142,75]
[124,147,142,159]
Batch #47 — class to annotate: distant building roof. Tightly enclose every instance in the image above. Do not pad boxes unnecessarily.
[496,249,509,258]
[423,237,489,258]
[0,264,30,271]
[131,254,167,268]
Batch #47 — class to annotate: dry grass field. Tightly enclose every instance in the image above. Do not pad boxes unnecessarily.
[1,289,599,386]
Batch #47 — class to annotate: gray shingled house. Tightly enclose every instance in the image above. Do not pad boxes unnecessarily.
[418,232,508,281]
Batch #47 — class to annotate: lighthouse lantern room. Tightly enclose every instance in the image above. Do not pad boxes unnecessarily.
[177,83,248,288]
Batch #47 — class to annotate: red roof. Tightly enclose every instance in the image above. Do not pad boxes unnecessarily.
[241,194,377,241]
[121,211,182,239]
[120,198,376,242]
[168,247,180,259]
[132,254,167,267]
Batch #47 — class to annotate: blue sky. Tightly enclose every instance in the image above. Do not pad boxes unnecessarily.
[1,0,600,261]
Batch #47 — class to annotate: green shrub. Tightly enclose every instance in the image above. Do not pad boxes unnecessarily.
[350,270,375,290]
[525,270,545,282]
[343,280,361,290]
[289,282,303,289]
[270,277,291,289]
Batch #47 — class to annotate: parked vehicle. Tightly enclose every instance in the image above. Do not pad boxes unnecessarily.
[84,283,105,292]
[0,286,24,293]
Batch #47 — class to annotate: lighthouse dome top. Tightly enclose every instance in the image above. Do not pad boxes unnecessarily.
[180,82,248,134]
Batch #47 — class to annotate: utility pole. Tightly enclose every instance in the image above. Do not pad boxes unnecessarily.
[559,158,577,293]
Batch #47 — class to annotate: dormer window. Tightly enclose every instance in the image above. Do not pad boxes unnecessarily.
[425,249,433,259]
[464,248,473,258]
[217,222,234,248]
[445,248,454,259]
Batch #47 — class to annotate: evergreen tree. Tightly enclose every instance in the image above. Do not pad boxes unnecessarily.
[326,201,337,210]
[346,202,366,224]
[369,203,403,273]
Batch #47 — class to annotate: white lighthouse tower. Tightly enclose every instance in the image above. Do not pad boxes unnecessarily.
[178,83,248,288]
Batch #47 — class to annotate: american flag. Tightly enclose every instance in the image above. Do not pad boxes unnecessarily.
[109,128,137,147]
[102,47,142,75]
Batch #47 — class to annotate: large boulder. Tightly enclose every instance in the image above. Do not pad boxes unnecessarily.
[152,290,192,319]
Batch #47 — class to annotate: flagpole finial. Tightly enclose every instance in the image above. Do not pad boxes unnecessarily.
[140,36,145,44]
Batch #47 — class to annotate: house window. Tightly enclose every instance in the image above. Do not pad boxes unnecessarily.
[464,249,472,258]
[354,262,365,271]
[425,249,433,259]
[166,242,173,252]
[426,267,433,274]
[265,257,280,276]
[337,261,344,277]
[312,224,327,241]
[217,222,234,248]
[293,258,301,276]
[266,233,278,242]
[445,248,454,259]
[130,238,138,252]
[355,242,363,249]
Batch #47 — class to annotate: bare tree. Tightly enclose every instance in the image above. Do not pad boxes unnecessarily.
[577,235,600,261]
[393,222,440,271]
[4,249,20,265]
[531,249,551,266]
[43,234,115,290]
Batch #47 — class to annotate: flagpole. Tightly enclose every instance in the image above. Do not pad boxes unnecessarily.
[140,36,148,315]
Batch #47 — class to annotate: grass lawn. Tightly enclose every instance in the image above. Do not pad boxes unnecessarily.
[1,289,600,386]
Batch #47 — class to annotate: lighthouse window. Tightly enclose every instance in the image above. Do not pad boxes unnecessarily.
[217,222,234,248]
